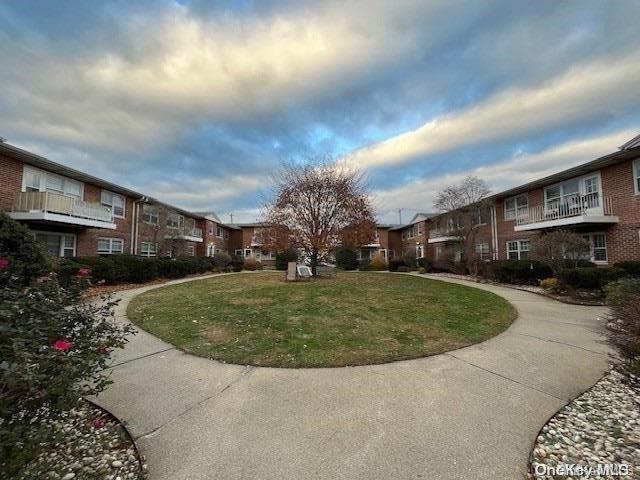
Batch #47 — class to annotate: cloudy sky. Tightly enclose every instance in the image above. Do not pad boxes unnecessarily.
[1,1,639,223]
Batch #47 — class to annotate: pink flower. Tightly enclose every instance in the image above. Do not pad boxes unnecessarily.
[77,267,91,278]
[0,257,8,270]
[98,346,110,355]
[92,417,106,429]
[53,339,74,352]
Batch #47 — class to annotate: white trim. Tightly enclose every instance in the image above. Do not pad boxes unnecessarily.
[506,239,530,260]
[140,241,157,257]
[101,190,126,219]
[582,232,608,265]
[514,214,619,232]
[22,165,84,200]
[634,158,640,195]
[8,211,116,229]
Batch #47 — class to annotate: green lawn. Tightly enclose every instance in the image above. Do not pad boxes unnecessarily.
[127,272,516,367]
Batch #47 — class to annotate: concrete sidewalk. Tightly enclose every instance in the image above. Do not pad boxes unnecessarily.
[94,273,611,480]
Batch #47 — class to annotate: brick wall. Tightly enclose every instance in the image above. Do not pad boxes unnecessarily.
[0,154,22,211]
[199,219,230,256]
[495,189,544,260]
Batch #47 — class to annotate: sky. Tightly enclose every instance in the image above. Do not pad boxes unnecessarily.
[1,0,639,224]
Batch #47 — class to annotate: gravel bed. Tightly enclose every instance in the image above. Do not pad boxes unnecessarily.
[529,369,640,479]
[17,401,146,480]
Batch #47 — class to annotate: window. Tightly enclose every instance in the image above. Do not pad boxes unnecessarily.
[23,166,83,199]
[167,212,183,228]
[216,226,224,238]
[388,250,395,260]
[235,249,243,256]
[206,244,215,257]
[98,238,124,255]
[416,245,424,258]
[244,248,252,258]
[435,245,443,260]
[35,232,76,257]
[186,245,195,257]
[224,230,229,239]
[417,223,423,235]
[635,159,640,195]
[142,204,159,225]
[475,243,490,260]
[507,240,530,260]
[583,233,607,263]
[408,227,414,239]
[505,194,528,221]
[544,179,582,215]
[140,242,157,257]
[208,223,214,235]
[474,206,490,226]
[101,190,125,218]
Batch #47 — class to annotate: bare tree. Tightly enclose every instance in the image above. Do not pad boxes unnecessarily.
[434,176,492,274]
[264,161,376,273]
[531,230,591,274]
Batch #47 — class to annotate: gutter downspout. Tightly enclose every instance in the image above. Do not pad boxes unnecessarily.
[131,196,148,255]
[491,204,499,260]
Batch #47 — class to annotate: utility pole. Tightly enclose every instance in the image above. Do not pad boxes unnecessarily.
[397,208,404,224]
[229,213,234,223]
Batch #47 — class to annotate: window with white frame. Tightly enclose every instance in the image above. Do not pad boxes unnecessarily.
[235,249,243,256]
[98,237,124,255]
[23,165,83,199]
[142,204,159,225]
[35,232,76,257]
[474,206,490,226]
[216,225,224,238]
[416,245,424,258]
[167,212,183,228]
[474,243,490,260]
[583,233,607,263]
[504,194,528,221]
[101,190,125,218]
[417,223,423,235]
[506,240,530,260]
[186,245,195,257]
[634,159,640,194]
[140,242,157,257]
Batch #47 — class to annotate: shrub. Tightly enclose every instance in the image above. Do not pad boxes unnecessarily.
[388,258,406,272]
[358,258,371,271]
[396,265,410,273]
[335,248,359,270]
[559,267,626,290]
[243,258,263,271]
[607,289,640,377]
[614,261,640,278]
[231,254,244,272]
[539,277,560,292]
[418,267,426,274]
[275,248,298,270]
[417,257,433,272]
[488,260,553,285]
[605,278,640,306]
[72,256,120,284]
[111,254,158,283]
[369,253,387,271]
[0,212,49,287]
[402,249,417,268]
[0,216,133,476]
[157,257,187,279]
[531,231,591,274]
[561,259,596,269]
[211,252,232,272]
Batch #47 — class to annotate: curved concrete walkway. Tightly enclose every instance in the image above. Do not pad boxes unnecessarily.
[94,273,611,480]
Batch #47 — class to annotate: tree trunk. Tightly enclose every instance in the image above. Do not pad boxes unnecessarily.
[310,250,319,275]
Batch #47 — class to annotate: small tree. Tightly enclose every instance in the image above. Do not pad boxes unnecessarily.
[434,176,492,271]
[531,231,590,274]
[211,252,232,271]
[264,161,376,274]
[275,248,298,270]
[334,248,358,270]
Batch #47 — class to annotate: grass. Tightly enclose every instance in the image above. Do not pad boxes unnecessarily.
[127,272,516,368]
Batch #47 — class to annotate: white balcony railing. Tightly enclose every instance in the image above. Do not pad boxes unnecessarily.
[429,230,460,239]
[516,194,614,226]
[12,191,113,223]
[167,226,203,239]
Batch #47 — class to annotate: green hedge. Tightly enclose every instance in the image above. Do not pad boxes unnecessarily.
[559,267,627,290]
[614,261,640,277]
[275,248,298,270]
[56,254,220,285]
[335,248,358,270]
[488,260,552,285]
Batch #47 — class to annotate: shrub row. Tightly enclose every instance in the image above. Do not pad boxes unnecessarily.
[488,260,553,285]
[558,267,627,290]
[56,251,273,285]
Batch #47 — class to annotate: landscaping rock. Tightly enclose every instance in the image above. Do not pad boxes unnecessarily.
[528,369,640,479]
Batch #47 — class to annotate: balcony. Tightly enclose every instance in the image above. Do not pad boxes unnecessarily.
[10,191,116,229]
[165,226,203,242]
[427,230,462,244]
[514,194,618,231]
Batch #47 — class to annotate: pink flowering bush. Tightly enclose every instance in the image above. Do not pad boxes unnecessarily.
[0,213,134,476]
